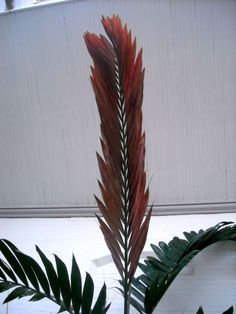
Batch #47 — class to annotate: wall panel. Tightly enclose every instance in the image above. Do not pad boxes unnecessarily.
[0,0,235,215]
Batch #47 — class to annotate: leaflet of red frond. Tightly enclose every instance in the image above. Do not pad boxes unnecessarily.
[84,15,152,287]
[96,215,124,279]
[128,208,152,279]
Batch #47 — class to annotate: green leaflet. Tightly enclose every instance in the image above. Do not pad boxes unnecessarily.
[54,254,71,310]
[82,272,94,314]
[0,240,28,286]
[131,278,146,295]
[71,255,82,314]
[36,246,60,302]
[29,293,45,302]
[27,256,51,297]
[196,307,204,314]
[130,285,145,303]
[0,266,6,281]
[5,240,40,291]
[0,255,18,282]
[0,281,17,293]
[3,287,34,303]
[91,284,109,314]
[129,295,144,314]
[58,306,67,313]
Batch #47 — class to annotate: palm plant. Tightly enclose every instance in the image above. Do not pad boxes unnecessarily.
[0,223,235,313]
[0,15,235,314]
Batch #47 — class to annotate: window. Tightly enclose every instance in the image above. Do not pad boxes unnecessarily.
[2,0,66,13]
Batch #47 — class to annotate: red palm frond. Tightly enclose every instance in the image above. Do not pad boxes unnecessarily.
[84,15,152,298]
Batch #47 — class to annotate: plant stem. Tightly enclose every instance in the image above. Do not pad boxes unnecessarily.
[124,183,130,314]
[124,289,130,314]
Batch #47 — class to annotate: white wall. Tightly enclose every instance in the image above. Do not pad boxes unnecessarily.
[0,0,235,215]
[0,213,236,314]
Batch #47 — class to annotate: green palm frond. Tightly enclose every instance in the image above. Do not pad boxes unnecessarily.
[196,306,234,314]
[130,222,236,313]
[0,239,110,314]
[222,306,234,314]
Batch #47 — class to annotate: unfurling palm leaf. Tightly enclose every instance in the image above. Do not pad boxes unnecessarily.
[84,15,152,313]
[0,239,110,314]
[131,222,236,313]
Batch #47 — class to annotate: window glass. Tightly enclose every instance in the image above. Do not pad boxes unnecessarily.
[1,0,66,13]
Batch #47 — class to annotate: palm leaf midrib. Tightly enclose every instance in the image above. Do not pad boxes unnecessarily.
[0,278,69,311]
[115,55,131,287]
